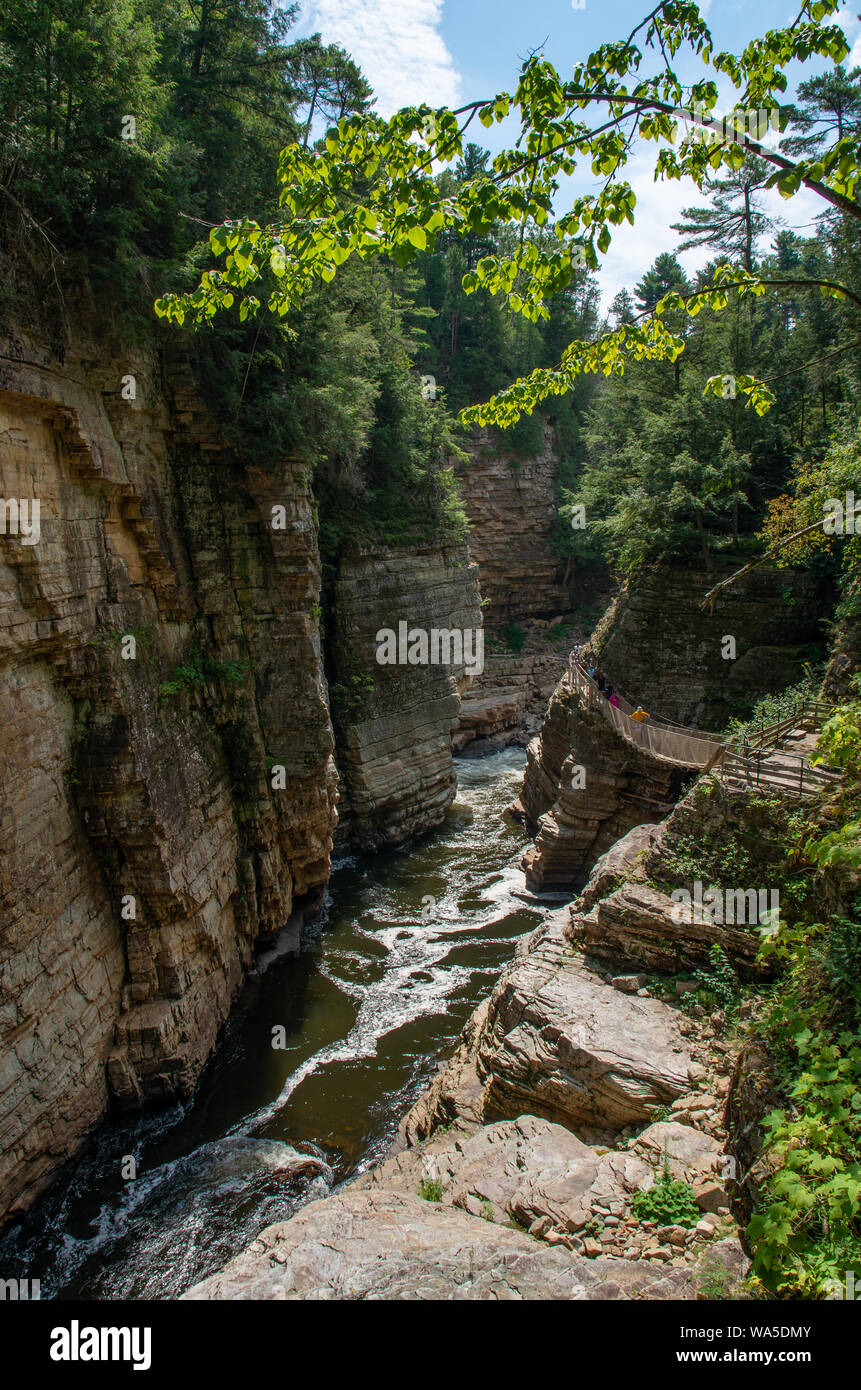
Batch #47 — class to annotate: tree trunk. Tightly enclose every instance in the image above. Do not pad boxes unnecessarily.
[303,84,319,149]
[695,508,713,572]
[192,0,209,79]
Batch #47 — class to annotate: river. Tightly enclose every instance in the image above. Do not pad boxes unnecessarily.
[0,747,553,1300]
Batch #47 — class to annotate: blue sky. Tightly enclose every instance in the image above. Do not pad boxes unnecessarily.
[295,1,861,309]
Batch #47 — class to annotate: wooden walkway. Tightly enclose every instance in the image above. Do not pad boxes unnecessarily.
[567,653,839,799]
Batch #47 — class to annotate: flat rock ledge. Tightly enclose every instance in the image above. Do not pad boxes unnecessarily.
[352,1114,739,1268]
[400,914,701,1144]
[569,882,765,975]
[183,1187,740,1300]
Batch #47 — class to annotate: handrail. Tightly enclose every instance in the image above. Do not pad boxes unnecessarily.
[568,654,723,769]
[567,650,837,791]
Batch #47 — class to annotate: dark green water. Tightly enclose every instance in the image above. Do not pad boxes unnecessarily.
[0,748,551,1300]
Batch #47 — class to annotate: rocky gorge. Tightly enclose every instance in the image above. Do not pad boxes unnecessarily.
[0,299,587,1230]
[179,603,855,1301]
[183,787,756,1301]
[1,316,847,1297]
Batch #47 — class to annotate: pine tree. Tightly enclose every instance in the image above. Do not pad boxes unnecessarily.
[670,157,777,271]
[781,64,861,156]
[633,253,690,313]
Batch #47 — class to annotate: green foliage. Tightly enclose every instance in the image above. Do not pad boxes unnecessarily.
[159,653,251,700]
[692,945,743,1010]
[418,1177,444,1203]
[500,618,526,654]
[330,674,375,714]
[155,0,857,443]
[807,821,861,869]
[804,689,861,868]
[743,685,861,1296]
[813,678,861,777]
[747,1031,861,1296]
[725,670,823,742]
[658,829,758,888]
[631,1171,701,1227]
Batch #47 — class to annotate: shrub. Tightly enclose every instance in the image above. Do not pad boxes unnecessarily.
[693,945,742,1011]
[631,1171,701,1227]
[418,1177,444,1202]
[501,618,526,654]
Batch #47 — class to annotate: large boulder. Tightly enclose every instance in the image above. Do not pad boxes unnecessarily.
[356,1114,654,1235]
[479,921,695,1135]
[631,1120,724,1181]
[401,917,698,1143]
[568,882,765,974]
[576,823,658,911]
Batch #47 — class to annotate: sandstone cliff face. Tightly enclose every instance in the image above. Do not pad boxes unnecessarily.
[454,426,570,629]
[327,546,481,851]
[514,673,688,891]
[0,326,338,1222]
[586,562,828,728]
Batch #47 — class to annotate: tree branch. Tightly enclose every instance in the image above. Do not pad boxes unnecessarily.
[700,516,834,610]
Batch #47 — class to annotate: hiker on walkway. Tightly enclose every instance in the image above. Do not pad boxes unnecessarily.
[606,684,620,707]
[631,705,650,723]
[595,673,607,695]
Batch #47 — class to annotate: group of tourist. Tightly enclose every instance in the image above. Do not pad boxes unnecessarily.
[573,646,649,723]
[593,670,621,708]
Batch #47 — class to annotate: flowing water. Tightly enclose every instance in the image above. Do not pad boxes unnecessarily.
[0,748,553,1300]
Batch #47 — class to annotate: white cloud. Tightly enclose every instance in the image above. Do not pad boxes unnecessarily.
[832,5,861,63]
[299,0,462,118]
[594,172,827,316]
[591,85,832,313]
[593,151,711,311]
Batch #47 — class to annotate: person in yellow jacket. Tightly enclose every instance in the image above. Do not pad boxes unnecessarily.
[631,705,650,723]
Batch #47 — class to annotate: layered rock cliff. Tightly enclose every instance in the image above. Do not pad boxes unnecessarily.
[454,643,572,754]
[514,560,831,891]
[454,425,571,630]
[327,545,482,850]
[586,561,829,728]
[513,673,689,891]
[450,425,609,750]
[0,324,340,1221]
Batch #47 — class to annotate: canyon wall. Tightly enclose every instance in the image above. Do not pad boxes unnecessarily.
[454,426,571,629]
[454,647,567,754]
[0,307,495,1222]
[451,425,599,748]
[0,321,341,1221]
[328,546,482,850]
[514,675,689,891]
[515,561,828,892]
[586,562,829,728]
